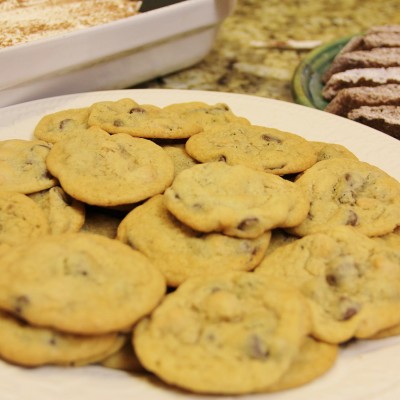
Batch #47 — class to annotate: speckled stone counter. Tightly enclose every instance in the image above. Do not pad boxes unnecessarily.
[135,0,400,102]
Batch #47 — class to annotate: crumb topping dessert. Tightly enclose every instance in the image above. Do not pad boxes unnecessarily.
[0,0,142,48]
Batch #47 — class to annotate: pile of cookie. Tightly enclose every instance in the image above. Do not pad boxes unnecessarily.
[0,98,400,395]
[322,25,400,139]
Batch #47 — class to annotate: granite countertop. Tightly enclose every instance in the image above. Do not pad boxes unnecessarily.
[136,0,400,102]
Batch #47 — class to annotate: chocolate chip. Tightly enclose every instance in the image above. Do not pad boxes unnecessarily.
[342,307,359,321]
[338,296,361,321]
[209,104,230,114]
[214,103,230,111]
[59,118,72,130]
[338,190,356,205]
[113,119,124,127]
[326,274,337,286]
[14,295,30,314]
[129,107,146,114]
[205,332,217,342]
[48,336,57,346]
[247,334,269,359]
[116,143,131,159]
[251,246,259,256]
[6,203,15,212]
[346,210,358,226]
[237,217,259,231]
[261,134,282,144]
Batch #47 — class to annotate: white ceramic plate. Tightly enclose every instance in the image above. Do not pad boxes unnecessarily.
[0,89,400,400]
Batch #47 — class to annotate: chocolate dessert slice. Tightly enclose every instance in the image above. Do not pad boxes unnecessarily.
[322,67,400,100]
[348,105,400,139]
[322,48,400,83]
[324,84,400,117]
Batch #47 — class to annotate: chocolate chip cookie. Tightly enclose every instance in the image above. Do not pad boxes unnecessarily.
[133,271,311,394]
[88,98,202,139]
[256,226,400,343]
[185,124,317,175]
[117,195,271,287]
[0,139,57,194]
[0,310,125,367]
[164,162,309,238]
[46,127,174,206]
[33,107,91,143]
[289,158,400,237]
[0,233,166,335]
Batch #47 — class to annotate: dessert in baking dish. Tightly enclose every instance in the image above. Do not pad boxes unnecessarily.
[0,0,142,48]
[322,25,400,139]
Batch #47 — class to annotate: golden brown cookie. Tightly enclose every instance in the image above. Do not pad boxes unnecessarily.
[289,158,400,237]
[0,310,125,367]
[256,226,400,344]
[164,162,309,238]
[185,124,317,175]
[33,107,91,143]
[117,195,271,287]
[0,139,57,194]
[134,272,311,394]
[0,190,49,247]
[46,127,174,206]
[88,98,202,139]
[0,232,166,335]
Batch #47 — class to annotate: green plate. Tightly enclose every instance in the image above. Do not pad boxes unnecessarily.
[291,36,354,110]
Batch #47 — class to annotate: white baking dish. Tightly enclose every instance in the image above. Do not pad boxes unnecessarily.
[0,0,235,107]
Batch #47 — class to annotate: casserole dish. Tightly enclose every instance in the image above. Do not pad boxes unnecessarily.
[0,0,235,107]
